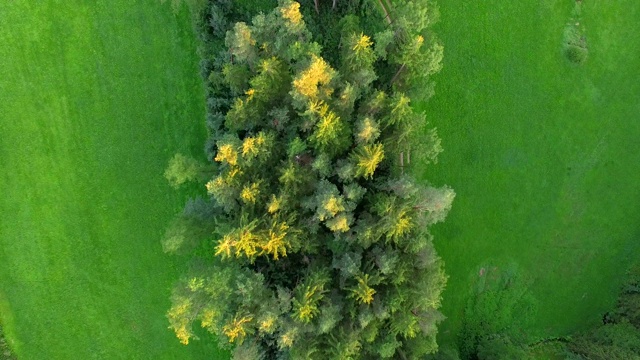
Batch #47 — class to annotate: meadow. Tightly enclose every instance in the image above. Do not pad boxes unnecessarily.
[2,0,639,358]
[0,1,225,358]
[417,0,640,348]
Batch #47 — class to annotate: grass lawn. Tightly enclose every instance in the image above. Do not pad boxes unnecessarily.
[417,0,640,347]
[0,1,226,358]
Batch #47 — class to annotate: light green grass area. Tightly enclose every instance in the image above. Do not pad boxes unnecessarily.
[417,0,640,347]
[0,1,226,358]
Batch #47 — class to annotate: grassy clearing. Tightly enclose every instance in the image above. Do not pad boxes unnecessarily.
[416,0,640,347]
[0,1,225,358]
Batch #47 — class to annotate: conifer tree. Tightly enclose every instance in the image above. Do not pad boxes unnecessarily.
[165,1,453,358]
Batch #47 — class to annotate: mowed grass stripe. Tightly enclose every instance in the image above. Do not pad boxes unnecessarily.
[418,0,640,345]
[0,1,225,358]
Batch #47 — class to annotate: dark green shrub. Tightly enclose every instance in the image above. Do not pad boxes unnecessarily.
[458,264,537,359]
[564,43,588,65]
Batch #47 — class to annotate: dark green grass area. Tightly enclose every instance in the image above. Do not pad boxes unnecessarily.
[417,0,640,347]
[0,1,225,358]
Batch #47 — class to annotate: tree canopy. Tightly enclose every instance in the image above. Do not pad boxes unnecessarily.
[164,1,452,358]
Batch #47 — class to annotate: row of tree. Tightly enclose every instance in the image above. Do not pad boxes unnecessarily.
[164,1,452,359]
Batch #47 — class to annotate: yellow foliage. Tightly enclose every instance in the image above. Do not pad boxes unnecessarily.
[200,308,217,329]
[280,330,296,348]
[214,233,235,259]
[169,296,192,317]
[293,55,333,99]
[174,325,191,345]
[260,56,279,74]
[356,117,380,144]
[280,1,303,28]
[355,143,385,179]
[215,144,238,166]
[245,88,256,101]
[240,182,260,204]
[267,195,282,214]
[242,132,267,159]
[279,162,300,187]
[261,221,290,260]
[293,284,326,323]
[237,23,256,46]
[317,111,340,136]
[228,167,242,180]
[307,99,326,116]
[255,132,266,145]
[235,227,261,259]
[313,110,342,147]
[187,277,204,292]
[390,93,411,124]
[242,136,258,157]
[388,209,413,240]
[328,214,350,233]
[352,33,373,53]
[323,195,345,217]
[351,275,376,305]
[223,314,253,343]
[205,176,225,195]
[167,296,193,345]
[296,303,316,322]
[259,314,277,334]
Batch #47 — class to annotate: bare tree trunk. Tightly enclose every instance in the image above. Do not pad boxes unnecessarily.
[407,149,411,165]
[390,63,406,86]
[400,152,404,174]
[333,0,337,10]
[314,0,319,14]
[377,0,393,25]
[397,349,408,360]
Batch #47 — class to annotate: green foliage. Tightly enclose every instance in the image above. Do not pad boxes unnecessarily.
[165,153,213,189]
[616,265,640,328]
[458,265,538,359]
[0,325,16,360]
[567,322,640,360]
[165,1,451,358]
[565,264,640,360]
[446,264,640,359]
[162,197,221,254]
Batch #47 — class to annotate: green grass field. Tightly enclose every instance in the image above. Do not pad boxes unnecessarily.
[417,0,640,348]
[0,1,226,358]
[2,0,639,357]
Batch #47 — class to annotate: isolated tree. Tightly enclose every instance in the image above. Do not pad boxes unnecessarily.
[164,153,213,189]
[165,1,452,359]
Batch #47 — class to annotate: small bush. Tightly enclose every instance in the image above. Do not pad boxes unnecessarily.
[0,325,16,360]
[565,44,588,65]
